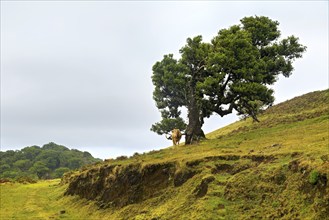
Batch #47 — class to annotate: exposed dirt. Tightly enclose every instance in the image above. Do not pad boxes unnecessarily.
[193,175,215,198]
[65,162,179,208]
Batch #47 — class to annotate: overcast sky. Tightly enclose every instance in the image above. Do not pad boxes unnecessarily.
[1,1,328,159]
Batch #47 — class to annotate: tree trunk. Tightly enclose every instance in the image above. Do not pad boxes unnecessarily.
[185,94,205,145]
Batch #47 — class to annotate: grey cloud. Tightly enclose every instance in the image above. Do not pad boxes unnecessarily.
[1,1,328,159]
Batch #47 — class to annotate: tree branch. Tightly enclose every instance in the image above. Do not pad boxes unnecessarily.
[220,74,231,95]
[214,103,235,117]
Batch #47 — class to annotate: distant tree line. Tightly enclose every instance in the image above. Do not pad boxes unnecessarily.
[0,142,102,180]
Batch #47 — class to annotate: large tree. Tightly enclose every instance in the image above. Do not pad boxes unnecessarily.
[151,16,306,144]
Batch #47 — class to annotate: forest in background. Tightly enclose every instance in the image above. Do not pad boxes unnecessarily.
[0,142,102,181]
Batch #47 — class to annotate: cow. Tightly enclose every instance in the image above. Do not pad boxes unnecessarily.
[166,129,182,146]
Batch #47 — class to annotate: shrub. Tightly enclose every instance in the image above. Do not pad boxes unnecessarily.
[132,152,140,158]
[309,170,319,185]
[54,167,71,178]
[116,156,128,161]
[16,176,37,184]
[0,178,12,183]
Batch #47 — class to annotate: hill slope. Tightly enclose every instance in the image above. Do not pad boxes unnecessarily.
[17,89,326,219]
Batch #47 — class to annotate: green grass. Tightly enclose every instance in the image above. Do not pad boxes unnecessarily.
[0,180,89,219]
[0,180,130,219]
[1,180,64,219]
[1,89,328,219]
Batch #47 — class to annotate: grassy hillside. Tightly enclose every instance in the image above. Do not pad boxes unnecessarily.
[1,89,328,219]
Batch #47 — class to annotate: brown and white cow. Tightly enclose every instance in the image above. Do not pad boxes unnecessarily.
[166,129,182,146]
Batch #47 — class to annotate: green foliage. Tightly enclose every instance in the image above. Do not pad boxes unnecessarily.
[13,159,31,171]
[54,167,71,178]
[1,170,20,179]
[0,142,101,180]
[16,176,37,184]
[116,155,128,161]
[309,170,320,185]
[29,161,50,179]
[151,15,306,141]
[150,117,187,135]
[68,158,82,170]
[0,164,11,173]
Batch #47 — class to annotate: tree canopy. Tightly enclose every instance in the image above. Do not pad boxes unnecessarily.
[0,142,102,180]
[151,16,306,144]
